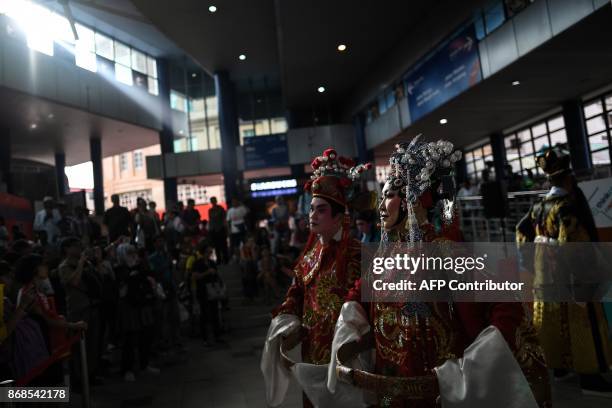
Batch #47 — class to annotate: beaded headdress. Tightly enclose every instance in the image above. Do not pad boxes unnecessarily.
[385,135,462,242]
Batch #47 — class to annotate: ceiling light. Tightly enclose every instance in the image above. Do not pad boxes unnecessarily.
[439,118,448,125]
[238,54,246,61]
[337,44,347,52]
[191,73,197,78]
[178,129,184,135]
[48,113,54,119]
[317,86,325,93]
[209,5,217,13]
[511,80,520,86]
[30,123,38,129]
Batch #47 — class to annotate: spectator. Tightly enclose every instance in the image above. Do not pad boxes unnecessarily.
[288,215,309,258]
[190,241,224,346]
[355,210,380,243]
[71,207,95,246]
[227,198,249,256]
[240,236,259,302]
[257,246,280,303]
[58,237,102,384]
[11,225,26,242]
[33,197,61,245]
[148,235,181,351]
[207,197,228,264]
[15,254,87,385]
[115,243,160,382]
[270,196,290,254]
[149,201,162,233]
[55,202,73,241]
[134,198,158,251]
[182,199,201,236]
[163,210,184,259]
[103,194,132,243]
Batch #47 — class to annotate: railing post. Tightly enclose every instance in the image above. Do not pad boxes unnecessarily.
[79,333,91,408]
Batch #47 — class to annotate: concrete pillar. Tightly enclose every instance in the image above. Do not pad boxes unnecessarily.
[89,137,104,215]
[562,100,591,172]
[0,126,12,194]
[157,59,178,207]
[54,152,67,197]
[490,133,506,182]
[214,71,241,201]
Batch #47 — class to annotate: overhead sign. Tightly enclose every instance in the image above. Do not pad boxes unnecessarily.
[404,24,482,122]
[580,177,612,228]
[243,133,289,170]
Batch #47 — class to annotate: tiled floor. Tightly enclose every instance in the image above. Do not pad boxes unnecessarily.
[70,263,611,408]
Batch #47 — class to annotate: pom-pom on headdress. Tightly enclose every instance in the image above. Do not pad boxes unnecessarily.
[305,148,372,208]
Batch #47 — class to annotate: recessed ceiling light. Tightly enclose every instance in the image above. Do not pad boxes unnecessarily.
[238,54,246,61]
[511,80,520,86]
[439,118,448,125]
[192,73,197,78]
[178,129,184,135]
[208,5,217,13]
[30,123,38,129]
[317,86,325,93]
[337,44,347,52]
[48,113,54,119]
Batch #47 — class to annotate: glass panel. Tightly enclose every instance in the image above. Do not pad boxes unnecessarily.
[75,24,94,52]
[49,12,75,45]
[465,151,474,162]
[271,117,288,134]
[508,159,521,173]
[547,115,564,132]
[114,41,130,66]
[591,149,611,166]
[192,130,207,150]
[518,129,531,142]
[115,63,133,85]
[131,49,147,73]
[255,119,271,136]
[521,155,535,171]
[474,160,485,171]
[605,94,612,112]
[583,100,603,118]
[482,144,492,156]
[504,135,515,148]
[586,115,606,135]
[95,32,113,60]
[75,49,97,72]
[531,122,547,137]
[520,141,533,156]
[209,127,221,149]
[533,136,549,153]
[549,129,567,146]
[147,77,158,95]
[147,56,157,78]
[484,1,505,34]
[170,91,187,111]
[589,132,609,152]
[25,3,54,56]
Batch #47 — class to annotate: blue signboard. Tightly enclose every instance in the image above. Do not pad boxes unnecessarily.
[404,24,482,122]
[243,133,289,170]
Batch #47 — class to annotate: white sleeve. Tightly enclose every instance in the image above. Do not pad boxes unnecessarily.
[327,301,372,393]
[260,314,301,407]
[434,325,538,408]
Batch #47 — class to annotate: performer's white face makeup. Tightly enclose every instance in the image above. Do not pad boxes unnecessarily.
[378,181,402,231]
[309,197,341,239]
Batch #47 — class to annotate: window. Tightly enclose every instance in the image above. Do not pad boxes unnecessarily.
[115,63,133,85]
[170,91,187,112]
[504,114,567,176]
[583,94,612,166]
[114,41,131,66]
[133,151,144,169]
[95,32,113,60]
[119,154,128,171]
[131,49,147,74]
[465,141,493,182]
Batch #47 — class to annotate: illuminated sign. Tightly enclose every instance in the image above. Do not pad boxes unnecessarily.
[250,179,297,192]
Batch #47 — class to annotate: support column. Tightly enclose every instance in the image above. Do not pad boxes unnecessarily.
[354,114,374,164]
[54,152,67,197]
[157,59,178,207]
[0,126,12,194]
[89,137,104,216]
[490,133,506,182]
[455,152,468,185]
[214,71,241,201]
[562,100,591,173]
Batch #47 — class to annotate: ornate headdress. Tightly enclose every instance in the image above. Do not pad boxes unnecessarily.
[535,144,571,177]
[385,135,462,242]
[305,148,372,208]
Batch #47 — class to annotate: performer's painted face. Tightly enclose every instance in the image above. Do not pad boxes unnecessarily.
[309,197,341,237]
[379,180,403,231]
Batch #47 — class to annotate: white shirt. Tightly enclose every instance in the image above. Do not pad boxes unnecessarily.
[33,208,61,243]
[227,205,248,234]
